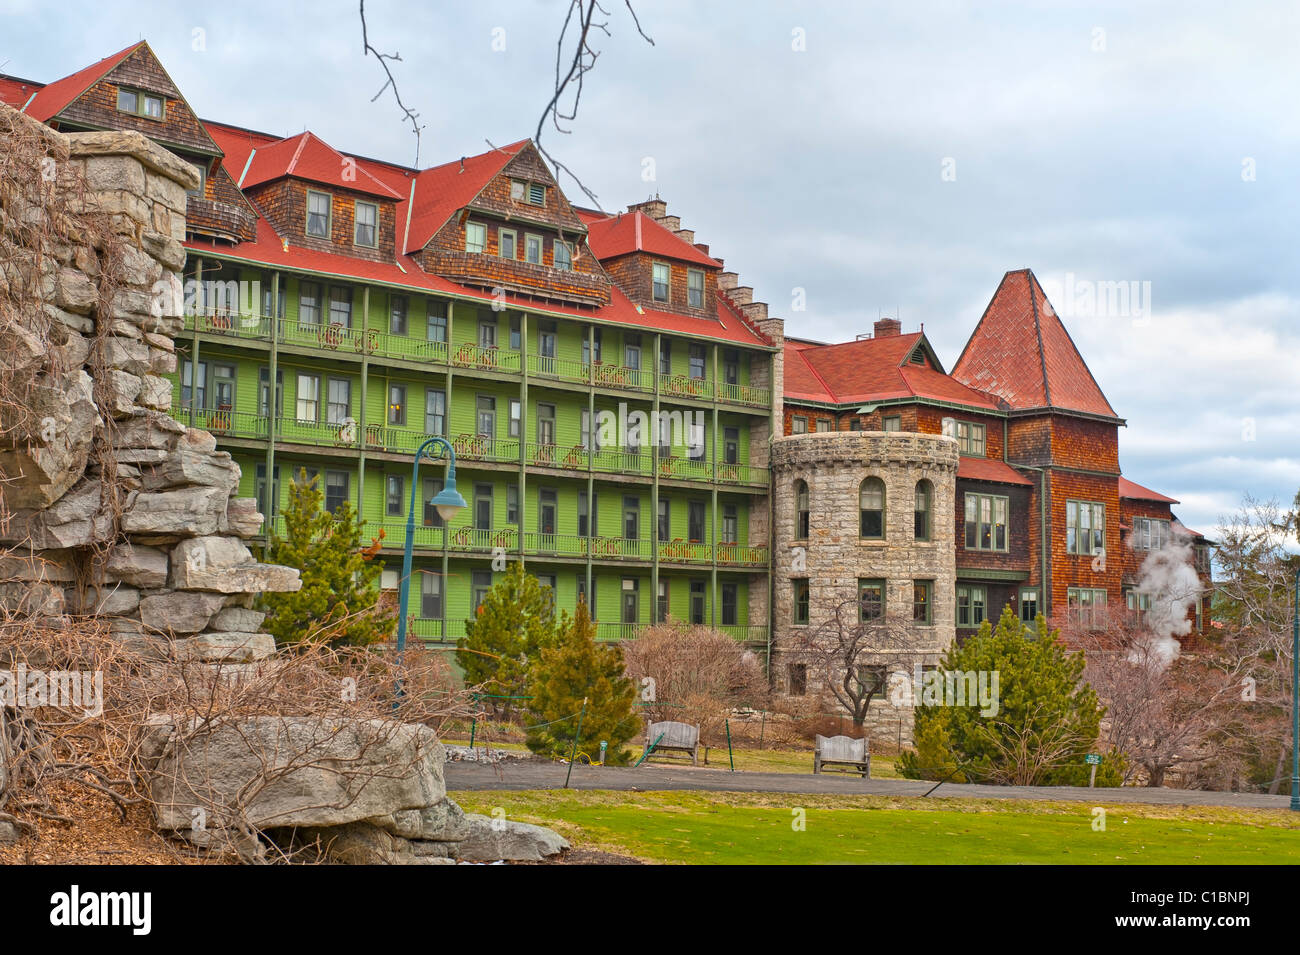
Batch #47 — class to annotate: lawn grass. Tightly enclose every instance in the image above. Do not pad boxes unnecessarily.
[450,788,1300,865]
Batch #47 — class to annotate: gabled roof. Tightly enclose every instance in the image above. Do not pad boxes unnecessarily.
[241,131,403,199]
[952,269,1119,420]
[402,140,530,254]
[584,210,721,268]
[22,42,143,122]
[1119,476,1178,504]
[784,332,1001,409]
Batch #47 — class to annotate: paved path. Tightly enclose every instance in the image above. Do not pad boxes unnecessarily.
[446,761,1293,810]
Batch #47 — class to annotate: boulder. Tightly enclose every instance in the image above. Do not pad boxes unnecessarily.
[456,813,570,862]
[0,368,98,510]
[170,537,298,594]
[209,607,266,632]
[284,822,455,865]
[1,481,112,549]
[138,590,226,635]
[174,630,275,663]
[102,541,169,588]
[122,485,230,537]
[224,498,265,538]
[140,448,239,492]
[64,583,140,616]
[148,717,448,833]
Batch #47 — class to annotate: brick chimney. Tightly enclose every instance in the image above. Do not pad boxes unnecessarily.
[874,318,901,338]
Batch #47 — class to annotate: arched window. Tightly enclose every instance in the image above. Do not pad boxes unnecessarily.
[795,480,810,539]
[859,477,885,539]
[914,480,932,541]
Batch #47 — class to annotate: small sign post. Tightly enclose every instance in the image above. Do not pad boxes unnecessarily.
[1085,753,1101,787]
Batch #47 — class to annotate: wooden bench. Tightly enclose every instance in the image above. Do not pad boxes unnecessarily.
[814,734,870,777]
[642,721,700,765]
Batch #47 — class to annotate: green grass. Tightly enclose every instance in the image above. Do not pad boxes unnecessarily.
[451,789,1300,865]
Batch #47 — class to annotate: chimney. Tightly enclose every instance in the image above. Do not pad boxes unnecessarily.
[658,215,681,232]
[740,302,768,322]
[874,317,901,338]
[675,229,695,244]
[629,198,667,219]
[694,242,711,257]
[729,286,754,306]
[717,271,739,291]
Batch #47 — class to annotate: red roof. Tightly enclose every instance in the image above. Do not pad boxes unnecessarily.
[23,42,142,122]
[241,131,403,199]
[952,269,1119,419]
[957,457,1034,486]
[1119,476,1178,504]
[783,333,1001,409]
[402,140,530,254]
[584,210,721,268]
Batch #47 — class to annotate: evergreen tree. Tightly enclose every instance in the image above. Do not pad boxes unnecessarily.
[456,561,557,704]
[262,469,394,648]
[525,600,640,764]
[899,605,1122,786]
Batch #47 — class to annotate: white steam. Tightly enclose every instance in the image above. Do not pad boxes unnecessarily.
[1130,531,1203,671]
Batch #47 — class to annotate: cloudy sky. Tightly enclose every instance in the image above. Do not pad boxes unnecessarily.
[3,0,1295,537]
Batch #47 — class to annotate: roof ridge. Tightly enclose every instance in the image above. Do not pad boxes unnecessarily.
[1027,268,1052,406]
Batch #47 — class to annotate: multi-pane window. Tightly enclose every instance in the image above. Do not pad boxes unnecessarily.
[509,315,521,350]
[656,579,668,623]
[689,344,706,380]
[657,499,670,542]
[652,262,670,302]
[525,233,543,265]
[509,399,522,439]
[181,360,207,409]
[389,295,408,334]
[478,317,497,349]
[914,480,931,540]
[964,493,1008,551]
[1020,588,1039,623]
[624,333,642,370]
[465,222,486,254]
[426,301,447,342]
[859,477,885,539]
[299,281,322,324]
[882,416,902,432]
[539,489,557,536]
[1067,500,1105,555]
[913,580,933,624]
[116,88,164,119]
[388,384,406,426]
[324,470,350,515]
[721,583,738,627]
[1068,587,1107,627]
[659,339,672,374]
[623,496,640,541]
[690,580,706,625]
[724,427,739,465]
[326,378,351,424]
[473,484,493,531]
[386,474,405,516]
[296,373,320,420]
[793,579,810,625]
[721,504,738,544]
[687,269,704,308]
[261,277,286,319]
[306,190,331,238]
[537,321,557,370]
[795,480,810,539]
[424,389,446,436]
[507,485,519,525]
[476,395,496,439]
[422,478,445,528]
[498,228,516,259]
[354,201,378,247]
[578,490,598,538]
[723,350,739,385]
[858,579,885,622]
[688,501,706,542]
[329,286,352,327]
[815,419,832,433]
[956,421,986,456]
[536,402,556,447]
[788,663,807,696]
[421,572,443,619]
[582,327,602,365]
[553,241,572,271]
[792,416,808,434]
[1126,590,1153,617]
[1132,517,1170,551]
[956,584,987,627]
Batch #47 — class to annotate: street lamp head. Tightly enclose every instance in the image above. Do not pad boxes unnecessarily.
[431,471,467,522]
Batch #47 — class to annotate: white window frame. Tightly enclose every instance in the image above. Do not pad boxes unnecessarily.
[354,201,378,248]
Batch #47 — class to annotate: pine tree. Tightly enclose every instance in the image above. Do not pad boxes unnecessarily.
[899,605,1121,786]
[524,600,640,764]
[262,468,394,648]
[456,561,557,705]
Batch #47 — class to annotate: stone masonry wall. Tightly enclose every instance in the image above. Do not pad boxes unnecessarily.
[0,103,299,661]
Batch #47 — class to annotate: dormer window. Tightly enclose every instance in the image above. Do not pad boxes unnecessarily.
[306,190,331,238]
[554,240,573,271]
[354,201,378,248]
[465,222,486,254]
[909,349,926,365]
[687,269,704,308]
[652,262,670,303]
[116,88,164,120]
[529,183,546,205]
[510,180,547,206]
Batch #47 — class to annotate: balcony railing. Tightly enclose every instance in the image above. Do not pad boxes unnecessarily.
[449,342,521,373]
[405,619,769,646]
[595,622,644,642]
[658,372,710,401]
[716,543,769,567]
[451,433,521,464]
[591,361,650,392]
[657,539,712,565]
[717,381,770,408]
